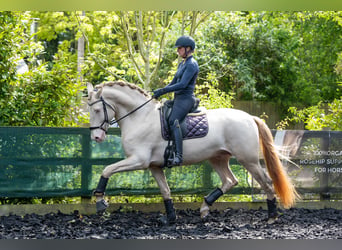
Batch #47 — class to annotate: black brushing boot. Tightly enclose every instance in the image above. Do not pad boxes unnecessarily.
[160,199,176,225]
[93,176,109,213]
[267,197,279,223]
[205,187,224,206]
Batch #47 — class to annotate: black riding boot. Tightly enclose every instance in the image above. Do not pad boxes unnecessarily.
[168,120,183,167]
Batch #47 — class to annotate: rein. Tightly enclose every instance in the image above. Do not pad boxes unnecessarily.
[88,96,153,132]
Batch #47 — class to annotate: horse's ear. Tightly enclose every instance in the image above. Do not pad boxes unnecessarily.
[87,82,94,96]
[95,86,103,98]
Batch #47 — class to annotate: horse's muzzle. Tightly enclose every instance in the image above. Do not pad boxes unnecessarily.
[91,129,106,143]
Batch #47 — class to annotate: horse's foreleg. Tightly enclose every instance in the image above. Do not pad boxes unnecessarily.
[150,166,176,224]
[149,166,171,200]
[93,175,110,212]
[200,156,238,219]
[94,156,148,213]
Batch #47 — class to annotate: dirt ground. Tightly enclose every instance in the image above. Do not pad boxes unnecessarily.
[0,207,341,239]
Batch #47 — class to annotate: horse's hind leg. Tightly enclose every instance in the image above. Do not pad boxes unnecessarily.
[200,154,238,219]
[240,159,278,222]
[149,166,176,224]
[243,162,275,200]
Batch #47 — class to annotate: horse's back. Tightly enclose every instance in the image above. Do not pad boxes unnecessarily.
[202,108,260,159]
[206,108,257,130]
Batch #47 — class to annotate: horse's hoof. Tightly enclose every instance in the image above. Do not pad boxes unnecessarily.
[96,199,108,213]
[159,215,175,226]
[200,208,210,219]
[267,210,282,224]
[267,216,278,224]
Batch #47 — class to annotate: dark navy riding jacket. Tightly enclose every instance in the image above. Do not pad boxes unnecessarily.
[162,56,199,97]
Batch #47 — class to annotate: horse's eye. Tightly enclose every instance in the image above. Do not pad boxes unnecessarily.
[94,109,101,114]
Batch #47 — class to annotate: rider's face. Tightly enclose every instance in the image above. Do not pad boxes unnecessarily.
[177,46,186,57]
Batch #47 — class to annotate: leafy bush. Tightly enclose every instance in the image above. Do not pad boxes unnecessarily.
[0,12,86,127]
[195,72,234,109]
[282,98,342,131]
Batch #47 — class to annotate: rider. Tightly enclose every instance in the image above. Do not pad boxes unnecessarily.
[153,35,199,167]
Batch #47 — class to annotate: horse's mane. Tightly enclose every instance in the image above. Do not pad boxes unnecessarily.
[95,81,151,98]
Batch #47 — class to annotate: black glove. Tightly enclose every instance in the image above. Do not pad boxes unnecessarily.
[153,88,165,99]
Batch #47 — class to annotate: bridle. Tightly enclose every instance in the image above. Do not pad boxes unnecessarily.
[88,96,116,132]
[88,95,153,133]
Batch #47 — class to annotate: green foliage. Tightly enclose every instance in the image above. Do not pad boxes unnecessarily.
[2,56,84,126]
[284,98,342,131]
[279,16,342,131]
[194,72,234,109]
[290,12,342,106]
[0,12,21,99]
[196,12,299,106]
[196,11,342,115]
[1,10,342,125]
[0,12,86,127]
[336,52,342,77]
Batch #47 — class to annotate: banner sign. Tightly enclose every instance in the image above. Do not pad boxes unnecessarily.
[273,130,342,198]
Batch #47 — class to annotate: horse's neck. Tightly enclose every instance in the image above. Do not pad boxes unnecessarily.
[104,87,158,131]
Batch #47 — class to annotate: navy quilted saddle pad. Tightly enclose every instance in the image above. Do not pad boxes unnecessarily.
[160,103,209,141]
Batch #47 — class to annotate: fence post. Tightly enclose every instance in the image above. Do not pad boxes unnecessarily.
[202,161,212,191]
[320,130,330,200]
[81,130,92,203]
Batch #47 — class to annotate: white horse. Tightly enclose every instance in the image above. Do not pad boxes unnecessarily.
[87,81,299,224]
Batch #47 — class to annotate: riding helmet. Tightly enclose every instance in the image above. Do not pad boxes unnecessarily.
[174,35,196,50]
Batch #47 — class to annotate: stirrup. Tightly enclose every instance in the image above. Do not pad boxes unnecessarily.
[167,153,182,167]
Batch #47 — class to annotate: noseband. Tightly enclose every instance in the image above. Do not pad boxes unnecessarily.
[88,96,153,133]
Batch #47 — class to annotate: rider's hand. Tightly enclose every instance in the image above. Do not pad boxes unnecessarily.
[153,88,165,99]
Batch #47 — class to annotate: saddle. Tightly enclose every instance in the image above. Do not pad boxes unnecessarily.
[159,98,209,141]
[159,99,209,168]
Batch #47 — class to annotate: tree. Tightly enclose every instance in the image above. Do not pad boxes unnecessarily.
[179,11,211,36]
[116,11,174,90]
[77,11,85,83]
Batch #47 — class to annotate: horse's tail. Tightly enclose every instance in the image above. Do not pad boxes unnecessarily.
[253,116,299,208]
